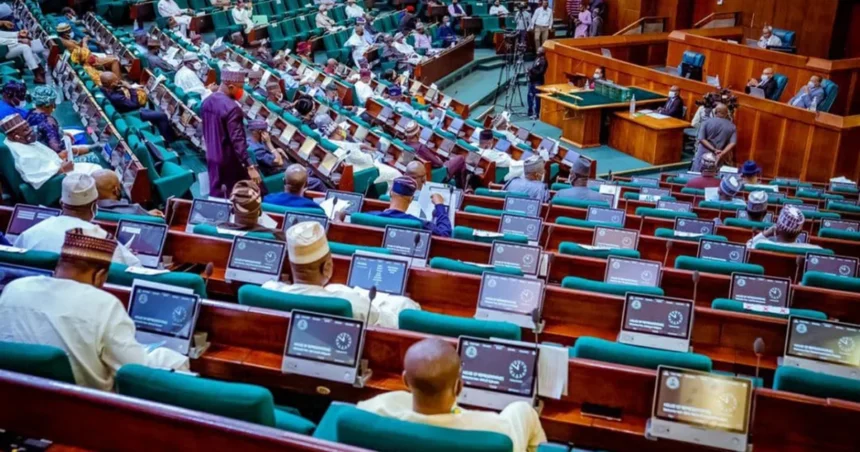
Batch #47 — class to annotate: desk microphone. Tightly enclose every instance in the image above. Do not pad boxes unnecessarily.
[221,184,228,199]
[638,214,647,235]
[662,240,673,267]
[530,305,542,408]
[691,270,700,303]
[365,285,377,326]
[793,255,805,284]
[412,232,422,258]
[202,262,214,293]
[164,195,176,227]
[753,337,765,379]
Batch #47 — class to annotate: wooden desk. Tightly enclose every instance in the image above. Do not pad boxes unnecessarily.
[609,112,690,165]
[414,36,475,84]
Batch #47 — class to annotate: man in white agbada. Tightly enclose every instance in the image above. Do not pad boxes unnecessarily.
[0,30,45,82]
[157,0,193,37]
[174,52,211,100]
[261,222,420,328]
[757,25,782,49]
[317,114,403,187]
[345,26,371,67]
[316,4,343,33]
[345,0,365,19]
[231,0,255,34]
[353,68,375,106]
[358,338,547,451]
[392,32,423,65]
[0,228,189,391]
[475,128,532,182]
[14,173,142,267]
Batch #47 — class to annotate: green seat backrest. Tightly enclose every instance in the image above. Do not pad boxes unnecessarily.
[636,207,698,220]
[551,182,572,191]
[818,228,860,241]
[555,217,622,229]
[754,242,834,255]
[429,257,523,276]
[773,366,860,403]
[399,310,521,341]
[0,248,60,270]
[674,256,764,276]
[551,197,609,209]
[711,298,826,320]
[94,212,165,224]
[827,201,860,214]
[561,276,665,297]
[238,285,353,317]
[463,205,526,217]
[350,212,424,230]
[698,200,745,211]
[680,187,704,196]
[107,264,207,298]
[452,226,529,244]
[796,189,843,200]
[570,337,712,371]
[353,167,379,195]
[474,187,529,199]
[623,192,676,202]
[654,228,727,243]
[329,242,391,257]
[724,218,772,230]
[558,242,641,259]
[801,271,860,292]
[192,224,277,240]
[261,203,325,215]
[803,210,840,221]
[0,341,76,383]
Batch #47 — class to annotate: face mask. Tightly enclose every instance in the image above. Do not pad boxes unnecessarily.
[69,32,75,40]
[231,86,244,101]
[760,75,768,81]
[668,91,677,98]
[193,62,202,70]
[593,73,601,79]
[808,82,816,89]
[17,100,26,108]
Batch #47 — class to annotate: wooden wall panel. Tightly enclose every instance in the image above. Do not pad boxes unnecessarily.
[806,128,842,183]
[846,4,860,58]
[775,120,810,179]
[833,121,860,182]
[750,112,783,178]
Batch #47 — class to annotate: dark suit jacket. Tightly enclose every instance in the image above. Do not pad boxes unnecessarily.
[657,97,684,119]
[745,77,778,100]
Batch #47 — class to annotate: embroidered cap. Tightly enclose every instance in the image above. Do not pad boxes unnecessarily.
[61,228,117,266]
[61,173,98,206]
[719,175,743,197]
[746,190,768,213]
[776,205,805,234]
[0,113,26,134]
[286,221,330,265]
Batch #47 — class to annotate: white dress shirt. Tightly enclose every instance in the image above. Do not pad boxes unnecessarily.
[489,5,509,15]
[3,139,63,189]
[157,0,190,23]
[746,233,822,250]
[174,66,210,98]
[530,7,553,28]
[354,80,375,106]
[0,276,189,391]
[14,215,142,267]
[757,34,783,49]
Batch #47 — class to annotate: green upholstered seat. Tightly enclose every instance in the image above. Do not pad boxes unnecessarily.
[654,228,727,243]
[260,203,325,215]
[818,228,860,241]
[801,271,860,292]
[773,366,860,403]
[668,176,690,184]
[680,187,704,196]
[429,257,523,276]
[561,276,665,297]
[711,299,827,320]
[192,224,277,241]
[350,212,424,229]
[116,364,315,434]
[623,192,676,202]
[399,310,521,341]
[107,264,207,298]
[329,242,391,257]
[353,167,380,195]
[0,248,59,270]
[769,180,812,188]
[238,285,353,317]
[551,182,572,191]
[537,444,571,452]
[827,201,860,214]
[474,187,529,199]
[724,218,772,230]
[569,337,712,371]
[753,242,833,255]
[698,200,745,210]
[555,217,618,229]
[550,197,609,209]
[674,256,764,276]
[313,402,513,451]
[635,207,697,219]
[452,226,529,244]
[464,206,526,217]
[802,210,841,221]
[0,341,76,383]
[94,212,165,224]
[558,242,640,259]
[796,189,843,200]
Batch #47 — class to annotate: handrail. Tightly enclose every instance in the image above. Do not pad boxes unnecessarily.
[613,16,666,36]
[693,11,741,29]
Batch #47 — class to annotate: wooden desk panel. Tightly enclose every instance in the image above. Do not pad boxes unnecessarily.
[609,112,690,165]
[414,37,475,85]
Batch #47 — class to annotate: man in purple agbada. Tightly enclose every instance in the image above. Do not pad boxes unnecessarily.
[201,68,262,197]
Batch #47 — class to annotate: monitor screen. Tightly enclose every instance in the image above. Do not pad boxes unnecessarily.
[657,200,692,213]
[439,139,455,154]
[735,210,773,223]
[459,337,538,397]
[674,218,715,235]
[188,199,231,226]
[129,284,198,339]
[0,264,53,291]
[228,237,286,276]
[494,139,512,154]
[7,205,61,236]
[631,177,660,187]
[347,253,409,295]
[447,118,463,133]
[503,197,541,218]
[623,294,693,339]
[605,257,661,287]
[286,311,364,368]
[116,220,167,258]
[641,187,671,198]
[537,138,556,154]
[821,219,859,232]
[804,253,858,278]
[698,240,746,263]
[830,181,857,192]
[325,190,364,215]
[586,179,606,189]
[283,212,329,232]
[795,231,809,243]
[490,241,541,276]
[653,367,752,434]
[730,273,790,308]
[499,215,542,242]
[419,127,433,143]
[383,226,431,260]
[378,106,393,122]
[786,317,860,368]
[478,272,544,316]
[586,207,625,226]
[593,226,639,250]
[794,203,818,213]
[516,128,530,141]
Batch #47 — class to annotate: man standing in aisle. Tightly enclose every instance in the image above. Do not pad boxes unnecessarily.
[527,47,547,119]
[201,68,261,197]
[530,0,552,51]
[693,103,736,170]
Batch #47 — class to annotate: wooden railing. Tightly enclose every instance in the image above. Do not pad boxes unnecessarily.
[613,16,666,36]
[693,11,741,29]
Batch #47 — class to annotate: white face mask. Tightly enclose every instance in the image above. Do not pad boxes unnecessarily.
[760,74,768,81]
[593,73,601,79]
[808,82,816,89]
[193,62,202,70]
[668,91,677,98]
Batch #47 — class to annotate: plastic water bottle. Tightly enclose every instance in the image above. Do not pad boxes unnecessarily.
[809,96,818,112]
[629,94,636,115]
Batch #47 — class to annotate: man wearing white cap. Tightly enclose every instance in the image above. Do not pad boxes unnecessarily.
[503,156,548,201]
[746,205,823,250]
[744,191,770,223]
[262,222,420,328]
[174,52,211,99]
[0,228,188,391]
[1,113,79,189]
[14,173,142,267]
[157,0,193,37]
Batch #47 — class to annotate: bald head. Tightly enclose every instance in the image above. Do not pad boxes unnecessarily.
[403,338,461,400]
[92,169,122,201]
[100,72,118,88]
[405,161,426,190]
[284,164,309,195]
[714,103,729,118]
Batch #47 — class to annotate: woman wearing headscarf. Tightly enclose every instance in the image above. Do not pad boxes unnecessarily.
[27,86,102,164]
[70,45,107,86]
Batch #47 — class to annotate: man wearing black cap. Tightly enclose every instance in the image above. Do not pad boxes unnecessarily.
[555,156,605,202]
[477,128,512,168]
[367,176,452,237]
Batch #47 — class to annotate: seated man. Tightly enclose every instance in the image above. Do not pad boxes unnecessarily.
[358,338,547,451]
[190,33,211,58]
[346,26,372,67]
[263,221,420,328]
[354,68,375,106]
[100,72,175,141]
[0,113,78,190]
[322,58,339,75]
[263,164,325,209]
[402,121,467,186]
[316,5,342,33]
[685,152,721,189]
[745,67,778,100]
[215,180,283,238]
[746,205,822,250]
[656,85,683,119]
[174,53,212,99]
[503,156,548,201]
[745,190,769,223]
[0,228,189,391]
[555,156,606,202]
[14,173,141,266]
[157,0,193,37]
[392,32,423,66]
[447,0,466,30]
[477,129,512,169]
[740,160,761,184]
[398,6,418,33]
[232,0,255,34]
[412,23,434,54]
[93,169,162,217]
[366,176,452,237]
[246,119,287,176]
[345,0,365,19]
[757,25,782,49]
[0,81,29,119]
[489,0,509,15]
[437,16,458,46]
[143,38,176,74]
[0,29,45,83]
[788,75,826,110]
[717,174,744,204]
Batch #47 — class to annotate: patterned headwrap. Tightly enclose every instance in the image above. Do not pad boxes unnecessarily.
[31,86,57,108]
[61,228,118,267]
[230,180,262,224]
[776,205,805,234]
